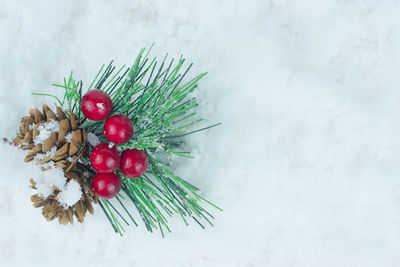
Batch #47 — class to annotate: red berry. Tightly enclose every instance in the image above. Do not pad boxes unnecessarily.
[90,143,120,173]
[120,149,149,178]
[104,114,133,144]
[92,172,121,199]
[81,89,112,121]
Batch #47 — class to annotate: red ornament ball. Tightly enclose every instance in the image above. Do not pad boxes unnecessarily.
[90,143,120,173]
[104,114,134,144]
[120,149,149,178]
[92,172,121,199]
[81,89,113,121]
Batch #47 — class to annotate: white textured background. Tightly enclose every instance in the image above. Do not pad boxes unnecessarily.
[1,0,400,266]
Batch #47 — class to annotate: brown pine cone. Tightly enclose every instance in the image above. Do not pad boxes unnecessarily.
[14,104,83,170]
[14,104,98,225]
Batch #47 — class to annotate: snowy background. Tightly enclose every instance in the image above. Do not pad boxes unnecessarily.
[1,0,400,266]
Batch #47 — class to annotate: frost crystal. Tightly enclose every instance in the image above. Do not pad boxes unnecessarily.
[65,132,73,143]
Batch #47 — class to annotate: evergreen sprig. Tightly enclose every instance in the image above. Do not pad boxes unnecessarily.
[47,46,221,235]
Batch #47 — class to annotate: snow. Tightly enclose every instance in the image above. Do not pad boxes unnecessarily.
[33,168,68,198]
[1,1,400,267]
[66,156,76,163]
[65,132,73,143]
[57,179,82,207]
[87,132,101,147]
[33,146,57,163]
[40,161,55,170]
[33,119,59,145]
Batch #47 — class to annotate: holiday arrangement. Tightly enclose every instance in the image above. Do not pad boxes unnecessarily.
[12,46,221,236]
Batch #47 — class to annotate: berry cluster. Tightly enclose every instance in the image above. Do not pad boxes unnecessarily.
[81,89,149,199]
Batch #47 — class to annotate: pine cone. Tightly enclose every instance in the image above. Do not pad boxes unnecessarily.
[14,104,98,225]
[29,165,98,225]
[14,104,83,170]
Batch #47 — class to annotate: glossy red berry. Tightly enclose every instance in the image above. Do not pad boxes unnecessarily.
[104,114,133,144]
[92,172,121,199]
[90,143,120,173]
[81,89,113,121]
[120,149,149,178]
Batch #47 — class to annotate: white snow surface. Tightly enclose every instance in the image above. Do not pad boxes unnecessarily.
[1,1,400,266]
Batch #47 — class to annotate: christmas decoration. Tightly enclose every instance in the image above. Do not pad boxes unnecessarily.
[104,114,133,144]
[13,46,222,236]
[90,143,120,173]
[92,172,122,199]
[120,149,149,178]
[80,89,113,121]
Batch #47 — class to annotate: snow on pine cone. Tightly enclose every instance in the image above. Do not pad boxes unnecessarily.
[14,104,82,168]
[14,104,98,225]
